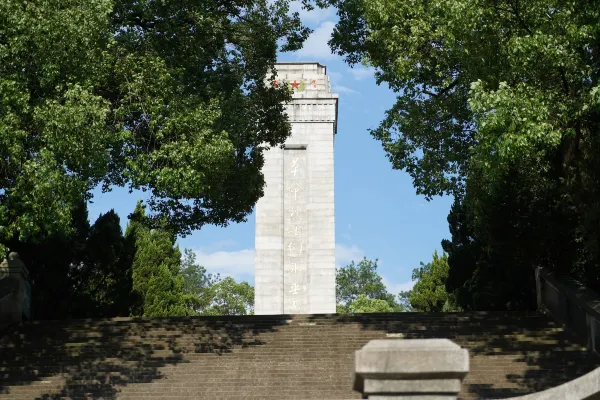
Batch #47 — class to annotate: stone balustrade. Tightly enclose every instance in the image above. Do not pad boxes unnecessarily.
[536,267,600,356]
[0,252,30,324]
[509,367,600,400]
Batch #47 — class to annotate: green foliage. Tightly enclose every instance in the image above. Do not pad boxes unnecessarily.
[321,0,600,198]
[126,202,195,317]
[4,199,137,320]
[336,257,402,313]
[336,257,390,304]
[4,200,89,320]
[122,204,256,317]
[441,174,559,311]
[4,197,258,319]
[348,294,394,313]
[317,0,600,308]
[180,249,221,312]
[73,210,136,318]
[336,304,349,314]
[177,249,254,316]
[407,251,461,312]
[397,291,413,312]
[201,277,255,316]
[0,0,312,256]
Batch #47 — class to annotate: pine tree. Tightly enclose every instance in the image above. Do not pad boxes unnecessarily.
[126,202,193,317]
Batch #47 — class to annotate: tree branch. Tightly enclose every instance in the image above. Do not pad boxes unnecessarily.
[422,77,460,98]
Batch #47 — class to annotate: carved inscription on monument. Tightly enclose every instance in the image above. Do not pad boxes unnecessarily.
[284,149,307,313]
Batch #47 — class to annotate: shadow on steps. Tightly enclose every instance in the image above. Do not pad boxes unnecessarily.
[0,315,284,399]
[304,311,600,399]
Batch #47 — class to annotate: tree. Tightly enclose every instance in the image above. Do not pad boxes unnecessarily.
[407,251,461,312]
[4,200,91,320]
[442,168,564,311]
[0,0,312,256]
[71,209,136,318]
[175,248,255,316]
[336,257,402,313]
[348,294,394,313]
[397,291,413,312]
[5,200,140,320]
[126,202,194,317]
[320,0,600,198]
[315,0,600,307]
[180,249,221,313]
[202,277,255,316]
[5,197,254,319]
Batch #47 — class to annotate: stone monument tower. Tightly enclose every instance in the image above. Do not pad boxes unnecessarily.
[254,63,338,315]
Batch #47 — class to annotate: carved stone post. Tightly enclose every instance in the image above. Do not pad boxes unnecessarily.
[0,252,30,324]
[354,339,470,399]
[535,267,545,313]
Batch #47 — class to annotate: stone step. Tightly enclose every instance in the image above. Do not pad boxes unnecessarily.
[2,332,562,345]
[4,323,564,337]
[0,312,597,400]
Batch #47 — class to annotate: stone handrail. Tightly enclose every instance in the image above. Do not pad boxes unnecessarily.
[353,339,600,399]
[536,267,600,355]
[506,367,600,400]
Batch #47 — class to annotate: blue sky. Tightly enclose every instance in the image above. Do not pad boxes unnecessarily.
[88,3,454,295]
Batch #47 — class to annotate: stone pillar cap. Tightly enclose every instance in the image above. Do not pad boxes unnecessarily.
[0,252,29,280]
[361,339,462,351]
[354,339,470,395]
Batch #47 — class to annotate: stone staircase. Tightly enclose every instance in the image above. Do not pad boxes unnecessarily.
[0,312,598,399]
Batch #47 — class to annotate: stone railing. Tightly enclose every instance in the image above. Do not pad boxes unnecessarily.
[353,339,600,399]
[508,367,600,400]
[0,252,31,324]
[536,267,600,355]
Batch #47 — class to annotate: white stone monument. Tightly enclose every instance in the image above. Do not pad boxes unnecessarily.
[254,62,338,315]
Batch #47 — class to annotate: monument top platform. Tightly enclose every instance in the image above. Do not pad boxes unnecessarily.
[275,62,328,74]
[269,62,339,100]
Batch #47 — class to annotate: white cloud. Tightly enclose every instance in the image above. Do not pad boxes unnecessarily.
[332,85,356,94]
[336,243,365,266]
[192,242,366,280]
[295,21,336,59]
[288,1,336,25]
[192,247,254,280]
[328,71,356,94]
[382,275,417,295]
[193,240,416,303]
[349,66,376,80]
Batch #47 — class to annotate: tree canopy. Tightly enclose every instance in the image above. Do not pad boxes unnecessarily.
[348,294,394,313]
[201,277,255,316]
[404,250,461,312]
[0,0,311,256]
[336,257,403,313]
[5,199,257,319]
[314,0,600,308]
[319,0,600,199]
